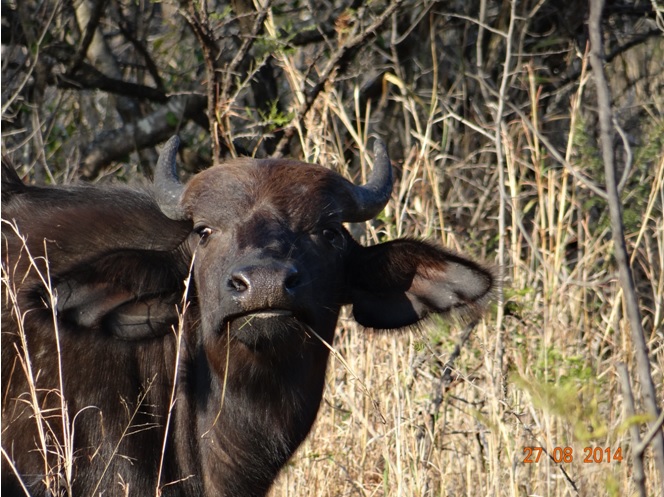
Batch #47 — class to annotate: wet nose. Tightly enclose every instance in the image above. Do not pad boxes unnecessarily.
[228,262,300,307]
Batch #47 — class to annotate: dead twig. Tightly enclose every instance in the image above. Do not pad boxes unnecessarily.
[617,363,647,497]
[272,0,405,157]
[588,0,664,490]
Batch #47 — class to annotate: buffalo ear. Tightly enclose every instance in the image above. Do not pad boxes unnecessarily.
[53,250,185,340]
[347,239,493,329]
[2,157,26,202]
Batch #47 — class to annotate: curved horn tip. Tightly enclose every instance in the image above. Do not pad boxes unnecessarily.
[156,135,181,176]
[159,135,181,162]
[340,138,394,223]
[369,137,393,189]
[165,135,181,150]
[154,135,186,220]
[373,139,388,161]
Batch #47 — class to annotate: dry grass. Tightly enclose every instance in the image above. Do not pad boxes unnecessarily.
[3,7,663,496]
[2,222,75,496]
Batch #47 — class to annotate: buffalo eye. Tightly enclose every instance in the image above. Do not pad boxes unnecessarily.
[320,227,345,250]
[195,225,213,245]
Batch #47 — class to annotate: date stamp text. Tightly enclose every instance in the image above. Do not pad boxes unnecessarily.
[523,447,623,464]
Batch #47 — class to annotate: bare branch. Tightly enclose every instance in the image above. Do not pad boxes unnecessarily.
[80,94,206,177]
[272,0,405,157]
[588,0,664,486]
[73,0,141,120]
[617,363,647,497]
[69,0,107,74]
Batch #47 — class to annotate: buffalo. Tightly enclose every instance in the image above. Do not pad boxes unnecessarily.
[1,137,493,496]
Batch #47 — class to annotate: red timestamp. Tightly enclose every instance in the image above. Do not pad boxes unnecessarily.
[523,446,623,464]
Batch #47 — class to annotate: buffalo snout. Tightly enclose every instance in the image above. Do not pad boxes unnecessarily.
[228,260,302,311]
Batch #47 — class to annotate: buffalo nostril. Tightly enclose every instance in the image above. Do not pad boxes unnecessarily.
[229,272,251,293]
[228,264,300,298]
[284,267,300,291]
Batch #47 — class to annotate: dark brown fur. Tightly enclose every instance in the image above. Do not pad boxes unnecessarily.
[1,157,492,496]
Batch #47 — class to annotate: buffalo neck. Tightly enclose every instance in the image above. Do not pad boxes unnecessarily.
[179,317,332,496]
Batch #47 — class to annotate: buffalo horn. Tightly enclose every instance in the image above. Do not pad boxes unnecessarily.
[342,139,393,223]
[154,135,187,220]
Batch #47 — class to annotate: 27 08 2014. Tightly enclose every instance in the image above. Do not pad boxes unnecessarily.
[523,446,623,464]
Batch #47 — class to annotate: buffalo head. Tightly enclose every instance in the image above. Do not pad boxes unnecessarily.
[150,137,491,355]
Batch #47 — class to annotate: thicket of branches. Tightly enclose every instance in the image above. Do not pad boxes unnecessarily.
[2,0,663,495]
[3,0,660,176]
